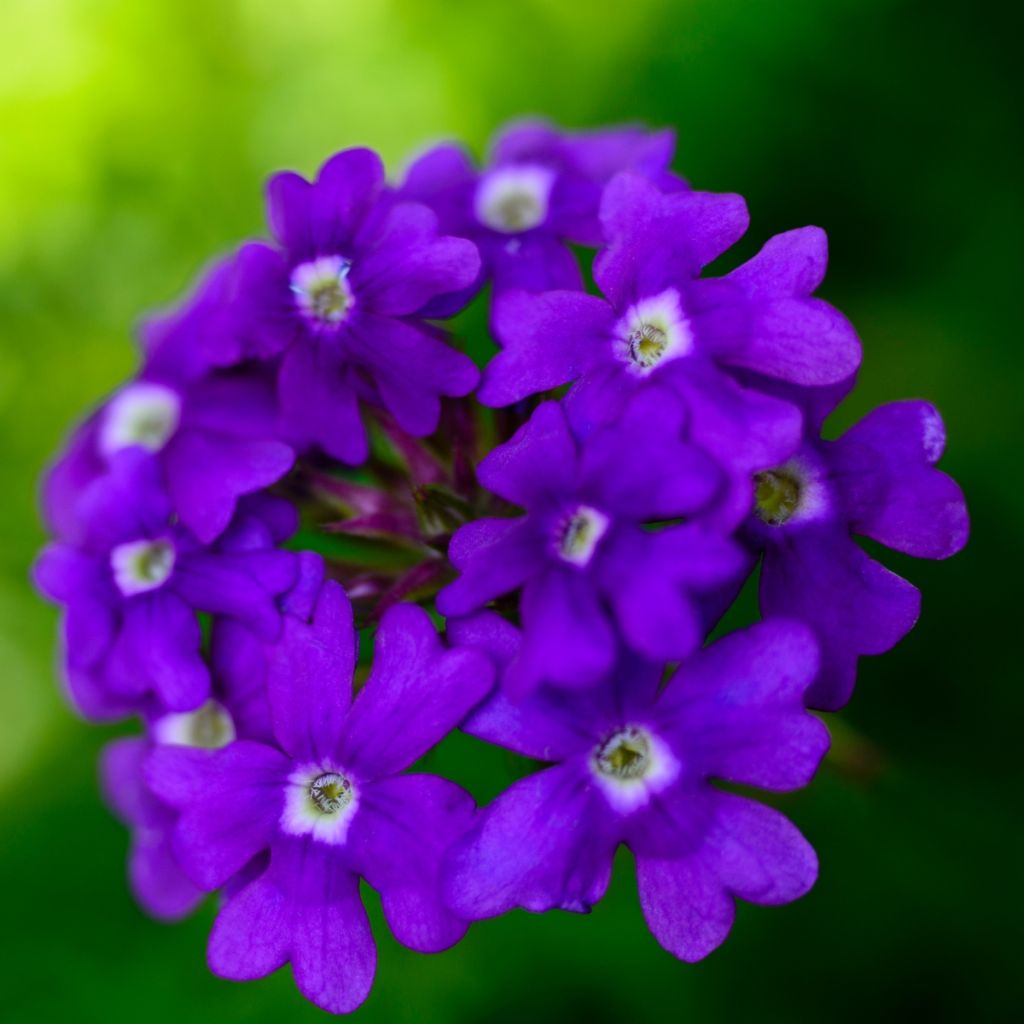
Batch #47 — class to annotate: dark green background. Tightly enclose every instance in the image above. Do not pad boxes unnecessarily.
[1,1,1019,1020]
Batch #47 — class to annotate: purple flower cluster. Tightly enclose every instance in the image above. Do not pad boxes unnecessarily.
[35,119,967,1014]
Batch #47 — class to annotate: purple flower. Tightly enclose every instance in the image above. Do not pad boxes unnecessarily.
[748,397,969,709]
[99,700,238,920]
[436,394,744,695]
[221,148,480,463]
[444,613,829,961]
[399,120,679,303]
[34,452,296,719]
[144,582,493,1015]
[42,368,294,546]
[478,174,863,526]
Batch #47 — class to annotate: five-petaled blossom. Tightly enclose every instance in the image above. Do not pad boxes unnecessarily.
[145,582,493,1015]
[445,613,829,960]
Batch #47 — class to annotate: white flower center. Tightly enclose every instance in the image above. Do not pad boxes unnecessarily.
[153,700,236,749]
[110,538,176,597]
[753,455,829,527]
[290,255,354,326]
[590,725,680,814]
[281,763,359,845]
[614,289,694,375]
[99,383,181,456]
[474,165,555,233]
[556,505,610,566]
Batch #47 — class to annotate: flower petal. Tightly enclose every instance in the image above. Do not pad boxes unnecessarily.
[832,401,968,559]
[147,741,289,890]
[444,763,614,917]
[476,400,580,506]
[208,873,291,981]
[760,531,921,710]
[267,580,356,761]
[481,289,612,408]
[290,870,376,1015]
[723,297,861,386]
[165,429,294,544]
[635,849,735,962]
[436,517,544,617]
[278,340,367,463]
[347,774,476,951]
[657,619,830,789]
[339,603,493,778]
[509,568,617,694]
[352,201,480,315]
[726,226,828,299]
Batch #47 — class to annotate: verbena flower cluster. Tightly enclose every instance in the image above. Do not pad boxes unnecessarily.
[35,120,968,1015]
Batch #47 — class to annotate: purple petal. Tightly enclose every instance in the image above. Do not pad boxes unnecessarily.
[550,123,676,182]
[208,873,291,980]
[278,339,368,463]
[479,290,613,407]
[832,401,968,559]
[704,793,818,905]
[210,619,274,745]
[635,849,735,962]
[74,449,172,548]
[353,313,478,436]
[444,763,615,917]
[148,740,289,890]
[34,546,115,666]
[476,400,580,506]
[667,362,803,529]
[436,518,544,617]
[510,568,616,694]
[130,828,205,921]
[100,737,162,828]
[41,418,104,542]
[347,774,476,951]
[338,603,493,778]
[488,235,583,294]
[352,201,480,315]
[657,619,830,789]
[723,297,861,386]
[580,387,720,519]
[231,242,299,358]
[760,531,921,710]
[602,527,744,661]
[105,591,209,710]
[267,580,355,761]
[291,882,376,1015]
[726,226,828,298]
[267,148,385,258]
[165,429,294,543]
[463,687,600,762]
[399,143,477,217]
[143,745,219,805]
[596,175,748,304]
[173,547,296,637]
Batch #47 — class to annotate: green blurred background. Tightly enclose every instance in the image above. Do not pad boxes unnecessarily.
[1,0,1020,1020]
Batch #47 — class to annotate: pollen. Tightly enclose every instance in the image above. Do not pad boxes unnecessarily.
[100,383,181,456]
[615,289,693,375]
[309,771,354,815]
[754,469,802,525]
[110,538,176,597]
[291,255,354,327]
[556,505,610,566]
[475,165,554,234]
[628,322,669,369]
[595,727,651,780]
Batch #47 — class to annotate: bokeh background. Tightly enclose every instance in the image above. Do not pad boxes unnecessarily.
[2,1,1021,1020]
